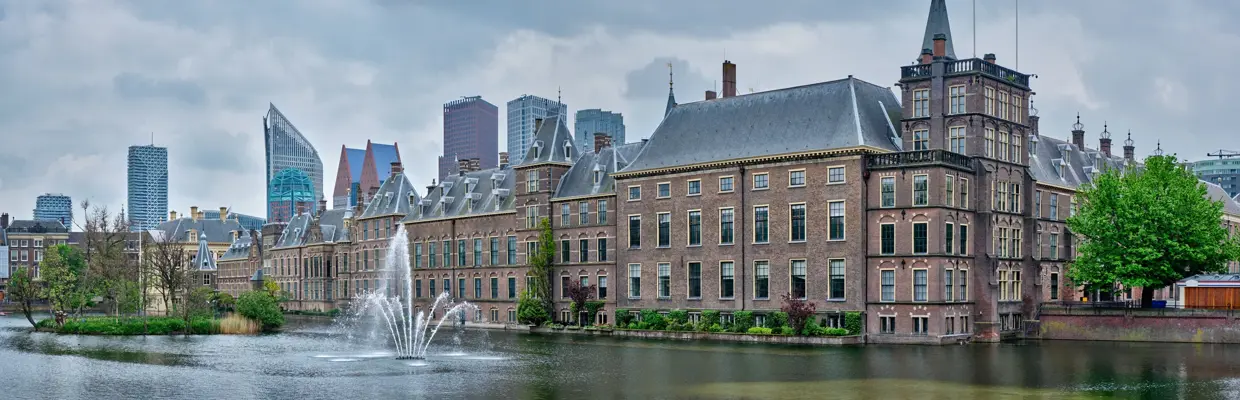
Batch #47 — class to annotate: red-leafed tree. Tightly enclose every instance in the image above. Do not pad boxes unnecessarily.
[781,293,816,334]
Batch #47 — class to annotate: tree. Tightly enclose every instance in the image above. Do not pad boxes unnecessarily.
[179,286,215,333]
[1068,155,1240,308]
[526,217,556,316]
[565,279,596,326]
[7,267,41,328]
[40,244,90,327]
[79,202,137,316]
[236,291,284,331]
[214,292,235,312]
[780,294,816,334]
[516,289,548,326]
[145,234,191,315]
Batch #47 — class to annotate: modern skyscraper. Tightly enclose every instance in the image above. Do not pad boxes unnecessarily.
[332,141,402,209]
[439,96,499,180]
[264,103,325,222]
[127,144,169,231]
[33,193,73,228]
[573,109,625,154]
[506,95,567,166]
[1193,156,1240,198]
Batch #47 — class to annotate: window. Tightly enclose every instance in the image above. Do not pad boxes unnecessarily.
[913,89,929,118]
[880,316,895,334]
[1050,273,1059,300]
[628,215,641,248]
[913,317,928,335]
[754,206,769,243]
[560,204,571,226]
[1011,228,1022,259]
[913,222,928,254]
[1049,194,1059,220]
[526,206,539,229]
[960,178,970,209]
[657,263,671,299]
[944,269,954,302]
[828,259,845,300]
[1013,95,1023,123]
[577,202,589,225]
[789,204,806,242]
[881,177,896,208]
[508,309,517,322]
[598,200,608,224]
[1011,133,1022,162]
[948,126,966,154]
[949,85,965,114]
[507,236,517,265]
[995,181,1008,212]
[628,186,640,201]
[789,170,806,187]
[475,278,483,298]
[628,264,641,298]
[945,222,955,254]
[1070,197,1078,218]
[997,131,1009,162]
[1010,271,1022,301]
[687,210,702,246]
[527,242,538,262]
[790,260,807,299]
[598,276,608,299]
[687,180,701,196]
[415,280,423,298]
[959,225,969,255]
[508,277,517,299]
[827,166,845,184]
[1035,190,1042,218]
[828,200,848,241]
[753,173,769,190]
[579,239,589,263]
[720,261,735,299]
[1049,233,1059,259]
[880,224,896,255]
[754,261,770,299]
[458,278,466,298]
[914,269,928,302]
[985,87,995,115]
[913,129,929,150]
[945,175,955,207]
[657,212,671,247]
[458,240,467,266]
[490,238,499,265]
[687,262,701,298]
[527,170,540,192]
[473,239,482,266]
[414,243,423,268]
[959,270,968,301]
[657,183,670,198]
[428,242,437,268]
[561,275,570,298]
[597,238,608,262]
[881,270,895,302]
[719,176,734,193]
[719,208,735,245]
[913,175,928,206]
[999,91,1010,120]
[984,128,995,158]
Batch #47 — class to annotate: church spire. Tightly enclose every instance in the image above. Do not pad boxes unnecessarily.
[919,0,956,60]
[664,62,676,117]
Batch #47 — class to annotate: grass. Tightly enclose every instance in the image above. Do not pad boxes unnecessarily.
[35,316,261,335]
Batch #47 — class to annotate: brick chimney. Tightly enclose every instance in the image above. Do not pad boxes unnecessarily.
[219,207,228,222]
[296,203,306,216]
[391,161,403,177]
[318,199,327,214]
[594,132,612,153]
[169,210,178,221]
[983,53,996,63]
[1123,132,1136,162]
[468,158,480,172]
[499,152,509,169]
[1099,123,1113,158]
[1,213,8,229]
[932,33,947,58]
[705,90,717,100]
[1072,127,1085,150]
[920,48,933,65]
[458,158,470,176]
[722,61,737,98]
[190,206,199,221]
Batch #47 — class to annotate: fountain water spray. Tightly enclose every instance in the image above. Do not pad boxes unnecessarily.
[353,225,476,360]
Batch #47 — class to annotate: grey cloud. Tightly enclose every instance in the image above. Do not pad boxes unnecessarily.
[624,57,712,101]
[113,73,207,105]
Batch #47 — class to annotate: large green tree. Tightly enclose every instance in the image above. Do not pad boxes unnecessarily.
[40,244,91,326]
[7,267,41,328]
[519,217,556,324]
[1068,155,1240,307]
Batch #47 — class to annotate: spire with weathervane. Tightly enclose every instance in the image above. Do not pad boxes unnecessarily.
[919,0,957,60]
[665,62,676,118]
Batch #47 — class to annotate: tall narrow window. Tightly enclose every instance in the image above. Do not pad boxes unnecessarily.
[828,201,845,241]
[880,224,896,255]
[961,178,970,209]
[579,201,589,225]
[754,261,770,299]
[949,126,966,154]
[913,222,928,254]
[1011,133,1022,162]
[598,200,608,224]
[1050,273,1059,300]
[720,261,735,299]
[1050,194,1059,220]
[790,204,806,242]
[913,130,929,150]
[754,206,769,243]
[959,225,969,255]
[913,89,929,118]
[428,242,437,268]
[687,210,702,246]
[1049,233,1060,259]
[579,239,589,263]
[944,269,954,302]
[561,203,571,227]
[687,262,701,298]
[914,269,928,302]
[1035,190,1042,218]
[881,177,896,208]
[598,276,608,299]
[473,239,482,266]
[828,259,845,300]
[913,175,928,206]
[657,263,671,299]
[526,206,539,229]
[945,222,955,254]
[527,170,539,193]
[945,175,955,207]
[597,238,607,262]
[628,215,641,249]
[1013,95,1023,123]
[490,238,499,265]
[999,91,1010,120]
[508,277,517,299]
[657,213,671,247]
[997,131,1010,162]
[984,128,995,158]
[628,264,641,298]
[506,236,517,265]
[959,270,968,301]
[881,270,895,302]
[414,243,423,269]
[474,278,482,298]
[985,87,995,115]
[949,85,966,114]
[790,260,807,299]
[458,240,466,266]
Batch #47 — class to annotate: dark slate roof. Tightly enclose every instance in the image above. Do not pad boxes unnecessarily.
[153,216,242,243]
[360,171,420,218]
[402,166,517,222]
[5,219,69,234]
[665,85,676,118]
[1234,193,1240,203]
[522,115,578,165]
[273,208,351,249]
[219,231,257,261]
[1203,181,1240,217]
[620,77,901,174]
[920,0,956,60]
[194,236,218,271]
[1178,274,1240,283]
[67,232,84,244]
[555,142,647,199]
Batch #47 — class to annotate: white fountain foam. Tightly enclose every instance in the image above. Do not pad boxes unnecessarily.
[352,225,478,360]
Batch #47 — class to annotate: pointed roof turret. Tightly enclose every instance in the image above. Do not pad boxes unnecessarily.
[665,62,676,117]
[919,0,957,60]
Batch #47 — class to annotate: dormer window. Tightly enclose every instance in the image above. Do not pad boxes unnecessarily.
[532,142,543,159]
[563,141,572,159]
[594,170,602,185]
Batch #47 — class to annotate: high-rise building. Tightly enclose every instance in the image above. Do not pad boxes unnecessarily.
[573,109,625,154]
[332,141,402,209]
[506,95,567,166]
[439,96,499,180]
[264,103,325,222]
[33,193,73,228]
[127,144,169,232]
[1193,156,1240,198]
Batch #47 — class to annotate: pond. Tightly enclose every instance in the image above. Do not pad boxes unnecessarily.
[1,315,1238,399]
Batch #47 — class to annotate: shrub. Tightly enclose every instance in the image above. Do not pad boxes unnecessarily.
[823,327,849,336]
[802,319,822,336]
[746,327,773,335]
[765,311,789,330]
[237,291,285,332]
[627,322,638,330]
[615,309,634,326]
[667,309,689,325]
[844,312,863,336]
[707,323,723,333]
[732,311,755,333]
[701,310,721,327]
[516,290,549,326]
[640,309,666,330]
[779,326,796,335]
[780,294,816,334]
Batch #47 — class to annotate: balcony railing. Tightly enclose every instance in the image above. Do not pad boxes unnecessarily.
[867,149,974,171]
[900,58,1030,87]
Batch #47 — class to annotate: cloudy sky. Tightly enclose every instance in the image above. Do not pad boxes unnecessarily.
[0,0,1232,226]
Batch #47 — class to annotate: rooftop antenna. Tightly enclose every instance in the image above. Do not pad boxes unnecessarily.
[151,132,154,146]
[973,0,977,58]
[1015,0,1020,69]
[667,62,674,90]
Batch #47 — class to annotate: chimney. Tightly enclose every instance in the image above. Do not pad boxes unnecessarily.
[594,132,612,153]
[1,213,8,229]
[932,33,947,58]
[534,118,545,133]
[318,199,327,214]
[983,53,997,63]
[458,158,470,176]
[468,158,481,172]
[920,48,933,65]
[390,161,403,177]
[1123,132,1136,162]
[296,203,306,216]
[427,179,438,198]
[499,152,510,169]
[190,206,199,221]
[219,207,228,222]
[1099,123,1113,158]
[722,61,737,98]
[705,90,717,100]
[170,210,178,221]
[1072,130,1085,149]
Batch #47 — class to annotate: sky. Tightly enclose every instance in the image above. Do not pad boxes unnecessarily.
[0,0,1235,227]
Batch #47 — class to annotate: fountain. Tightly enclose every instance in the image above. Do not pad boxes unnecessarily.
[352,225,476,360]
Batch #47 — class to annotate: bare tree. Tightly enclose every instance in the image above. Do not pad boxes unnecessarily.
[79,201,137,316]
[145,234,191,316]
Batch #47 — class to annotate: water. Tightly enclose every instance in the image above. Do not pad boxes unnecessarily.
[3,315,1240,399]
[349,225,476,360]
